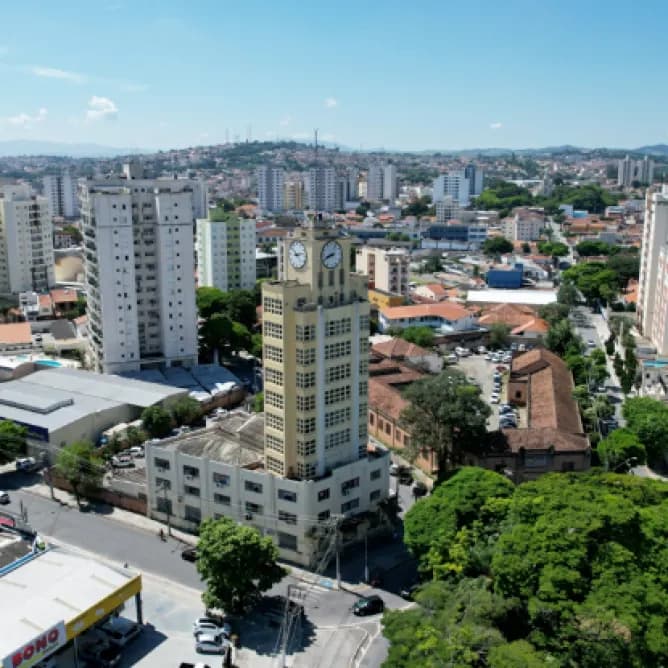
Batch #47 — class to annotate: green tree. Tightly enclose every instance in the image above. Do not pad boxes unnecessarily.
[597,428,646,471]
[141,405,174,439]
[521,242,531,254]
[482,237,514,256]
[557,279,579,306]
[170,396,202,426]
[196,286,228,319]
[400,370,491,478]
[199,312,234,359]
[402,195,432,218]
[488,323,511,350]
[55,440,104,508]
[423,256,443,273]
[622,396,668,464]
[398,326,434,348]
[0,420,27,464]
[196,517,286,614]
[356,202,371,217]
[538,302,569,325]
[545,319,582,356]
[575,240,617,256]
[253,391,264,412]
[488,641,547,668]
[537,241,569,258]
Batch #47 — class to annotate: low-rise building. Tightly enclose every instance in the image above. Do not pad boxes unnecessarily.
[356,246,410,297]
[504,208,545,241]
[0,322,33,352]
[478,303,550,339]
[378,302,477,334]
[486,263,524,289]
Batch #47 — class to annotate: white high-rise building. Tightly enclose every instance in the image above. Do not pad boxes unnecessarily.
[43,172,79,218]
[307,166,337,212]
[618,155,654,188]
[0,185,55,294]
[638,186,668,354]
[383,164,398,202]
[366,164,384,202]
[433,171,471,207]
[256,165,285,212]
[197,208,256,292]
[80,165,198,374]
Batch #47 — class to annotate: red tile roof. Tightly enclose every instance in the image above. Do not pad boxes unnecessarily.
[381,301,472,321]
[0,322,32,345]
[371,338,429,360]
[49,289,78,304]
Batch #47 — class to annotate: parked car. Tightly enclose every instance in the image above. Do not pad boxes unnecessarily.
[100,617,142,647]
[193,617,231,638]
[518,343,527,352]
[455,347,471,357]
[111,455,134,468]
[0,491,9,504]
[353,595,385,616]
[587,339,596,347]
[490,394,500,404]
[477,345,487,354]
[195,633,230,655]
[400,583,419,600]
[16,457,38,472]
[182,547,198,562]
[485,352,494,361]
[129,445,144,458]
[389,463,400,476]
[446,353,458,364]
[411,481,428,497]
[79,636,121,667]
[398,469,413,485]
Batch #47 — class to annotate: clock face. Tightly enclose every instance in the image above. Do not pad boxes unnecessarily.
[321,240,343,269]
[288,240,307,269]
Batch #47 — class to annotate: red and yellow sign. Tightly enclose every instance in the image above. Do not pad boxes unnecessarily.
[3,621,66,668]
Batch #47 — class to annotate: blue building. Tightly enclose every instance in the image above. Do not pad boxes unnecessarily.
[486,263,524,289]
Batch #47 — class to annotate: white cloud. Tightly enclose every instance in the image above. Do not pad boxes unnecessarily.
[489,122,503,130]
[86,96,118,120]
[279,115,292,127]
[6,107,48,127]
[32,66,85,84]
[324,97,338,108]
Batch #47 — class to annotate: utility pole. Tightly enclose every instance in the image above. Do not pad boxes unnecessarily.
[159,481,171,536]
[364,533,369,584]
[335,517,341,590]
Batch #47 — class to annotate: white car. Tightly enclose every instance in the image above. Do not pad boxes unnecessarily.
[446,354,458,364]
[477,346,487,354]
[0,491,9,504]
[485,352,493,361]
[490,394,500,404]
[196,633,230,655]
[193,617,231,638]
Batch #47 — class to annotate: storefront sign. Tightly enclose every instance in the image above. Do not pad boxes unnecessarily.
[3,621,66,668]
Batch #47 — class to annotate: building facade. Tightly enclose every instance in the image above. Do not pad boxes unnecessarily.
[43,172,79,218]
[80,166,199,374]
[0,185,55,295]
[356,246,410,297]
[505,208,545,241]
[432,171,471,207]
[284,179,304,210]
[306,166,337,212]
[638,186,668,355]
[256,165,285,212]
[383,164,398,202]
[197,209,256,292]
[618,155,654,188]
[366,164,384,202]
[464,164,484,197]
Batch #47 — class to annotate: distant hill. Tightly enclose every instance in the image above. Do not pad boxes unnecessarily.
[633,144,668,156]
[0,140,148,158]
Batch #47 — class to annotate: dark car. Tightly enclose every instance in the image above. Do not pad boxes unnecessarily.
[366,567,385,587]
[182,547,198,562]
[353,595,385,616]
[411,481,428,497]
[400,584,419,600]
[398,470,413,485]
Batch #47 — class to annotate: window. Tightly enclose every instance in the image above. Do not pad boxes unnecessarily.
[359,359,369,375]
[184,505,201,523]
[265,391,284,409]
[360,315,370,331]
[245,501,262,515]
[297,439,316,456]
[184,485,200,497]
[296,395,316,411]
[296,348,316,365]
[266,456,284,475]
[296,324,316,341]
[359,403,368,418]
[183,465,200,479]
[370,469,381,481]
[297,462,316,478]
[318,488,330,502]
[325,385,351,405]
[264,322,283,339]
[278,489,297,502]
[214,493,231,505]
[325,407,351,428]
[265,368,284,386]
[326,363,351,383]
[318,510,331,521]
[297,417,316,434]
[359,381,368,396]
[266,434,284,453]
[370,490,381,502]
[326,318,351,337]
[156,497,172,515]
[264,345,283,363]
[266,412,284,431]
[325,341,351,359]
[154,457,170,471]
[213,472,230,487]
[278,532,297,551]
[341,498,360,513]
[326,429,349,450]
[155,477,171,490]
[244,480,263,494]
[279,510,297,525]
[296,372,316,389]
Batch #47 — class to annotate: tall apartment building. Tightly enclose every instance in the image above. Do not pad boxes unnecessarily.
[263,217,373,478]
[197,208,256,292]
[435,196,461,223]
[366,164,384,202]
[306,166,337,212]
[284,179,304,210]
[43,172,79,218]
[346,167,359,201]
[383,164,398,202]
[356,246,410,297]
[638,186,668,354]
[0,185,55,294]
[80,165,198,374]
[256,165,285,212]
[464,164,484,197]
[432,171,471,207]
[618,155,654,188]
[504,207,545,241]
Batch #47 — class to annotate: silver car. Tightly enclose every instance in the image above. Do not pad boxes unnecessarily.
[195,632,229,655]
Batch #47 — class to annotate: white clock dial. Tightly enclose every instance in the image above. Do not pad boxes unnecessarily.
[321,240,343,269]
[288,240,307,269]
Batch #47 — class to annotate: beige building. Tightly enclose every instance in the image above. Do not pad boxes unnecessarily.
[356,246,410,298]
[504,207,545,241]
[263,216,372,479]
[284,180,304,210]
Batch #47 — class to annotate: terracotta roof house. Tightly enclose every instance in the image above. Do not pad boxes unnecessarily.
[0,322,33,351]
[379,302,477,334]
[478,303,550,339]
[371,338,429,360]
[470,349,590,481]
[412,283,451,302]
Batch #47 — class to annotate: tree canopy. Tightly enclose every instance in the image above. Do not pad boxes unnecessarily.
[562,262,621,305]
[622,397,668,466]
[170,396,202,426]
[55,440,104,507]
[196,517,286,613]
[0,420,27,464]
[141,405,174,439]
[397,326,434,348]
[597,428,646,471]
[387,470,668,668]
[400,370,491,478]
[482,237,514,256]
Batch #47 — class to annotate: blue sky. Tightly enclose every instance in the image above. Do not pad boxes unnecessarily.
[1,0,667,151]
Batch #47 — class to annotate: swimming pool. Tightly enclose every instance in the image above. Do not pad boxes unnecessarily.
[35,359,62,368]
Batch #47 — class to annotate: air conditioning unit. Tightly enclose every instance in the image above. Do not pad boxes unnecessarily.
[185,474,193,480]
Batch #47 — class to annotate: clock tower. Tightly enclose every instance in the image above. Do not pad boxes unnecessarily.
[261,216,370,480]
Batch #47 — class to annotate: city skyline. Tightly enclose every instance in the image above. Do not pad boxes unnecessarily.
[1,1,668,151]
